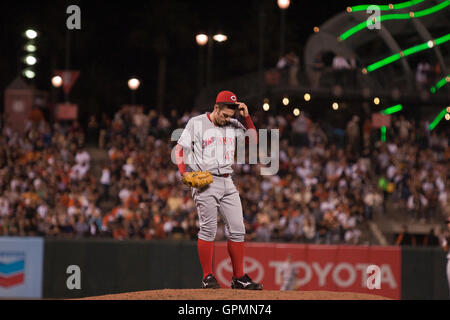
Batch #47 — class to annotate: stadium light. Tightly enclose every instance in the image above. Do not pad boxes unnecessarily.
[373,97,380,105]
[282,97,289,106]
[332,102,339,110]
[196,34,208,46]
[263,103,270,111]
[128,78,140,91]
[25,43,36,52]
[213,34,227,42]
[277,0,290,10]
[24,55,37,65]
[304,93,311,101]
[52,75,63,88]
[23,69,35,79]
[293,108,300,116]
[25,29,38,39]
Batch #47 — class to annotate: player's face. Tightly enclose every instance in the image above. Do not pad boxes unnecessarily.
[217,106,236,126]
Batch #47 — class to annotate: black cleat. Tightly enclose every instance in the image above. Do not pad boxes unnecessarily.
[201,274,221,289]
[231,274,263,290]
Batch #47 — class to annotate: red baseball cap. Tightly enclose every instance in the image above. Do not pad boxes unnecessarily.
[216,90,239,106]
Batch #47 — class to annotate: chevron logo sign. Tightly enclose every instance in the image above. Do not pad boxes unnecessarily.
[0,252,25,288]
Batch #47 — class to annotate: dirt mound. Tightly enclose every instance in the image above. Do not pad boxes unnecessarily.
[77,289,390,300]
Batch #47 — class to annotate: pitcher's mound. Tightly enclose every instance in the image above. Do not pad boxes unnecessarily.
[78,289,390,300]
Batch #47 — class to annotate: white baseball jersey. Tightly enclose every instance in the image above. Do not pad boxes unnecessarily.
[177,113,247,175]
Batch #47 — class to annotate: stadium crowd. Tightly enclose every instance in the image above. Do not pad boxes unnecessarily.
[0,105,448,246]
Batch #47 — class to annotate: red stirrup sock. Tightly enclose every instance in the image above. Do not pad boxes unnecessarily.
[227,240,244,279]
[197,238,214,278]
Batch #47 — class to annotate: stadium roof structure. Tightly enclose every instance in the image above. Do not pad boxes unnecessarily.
[304,0,450,101]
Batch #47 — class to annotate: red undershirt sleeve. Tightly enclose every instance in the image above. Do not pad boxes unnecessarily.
[243,115,258,144]
[175,144,186,175]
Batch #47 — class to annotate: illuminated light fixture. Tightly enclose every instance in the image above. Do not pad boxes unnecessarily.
[282,97,289,106]
[427,40,434,48]
[381,126,387,142]
[362,68,367,75]
[428,108,447,131]
[263,103,270,111]
[447,106,450,113]
[304,93,311,101]
[25,29,38,39]
[277,0,290,10]
[128,78,140,91]
[25,44,36,52]
[430,74,450,94]
[313,26,319,33]
[381,104,403,115]
[339,1,449,41]
[365,33,450,72]
[373,97,380,105]
[24,55,37,65]
[196,34,208,46]
[213,34,227,42]
[332,102,339,110]
[348,0,424,13]
[293,108,300,116]
[445,113,450,121]
[23,69,35,79]
[51,76,63,87]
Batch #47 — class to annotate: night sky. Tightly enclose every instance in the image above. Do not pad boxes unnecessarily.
[0,0,374,123]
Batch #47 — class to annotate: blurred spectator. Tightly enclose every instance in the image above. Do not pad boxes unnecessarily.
[346,115,360,156]
[423,228,439,247]
[311,52,324,89]
[395,224,416,246]
[416,60,431,89]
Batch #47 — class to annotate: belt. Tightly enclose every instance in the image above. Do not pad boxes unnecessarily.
[213,173,230,178]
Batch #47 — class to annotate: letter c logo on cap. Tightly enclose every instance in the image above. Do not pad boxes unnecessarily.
[231,95,236,101]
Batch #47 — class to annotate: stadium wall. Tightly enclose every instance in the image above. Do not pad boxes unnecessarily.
[0,238,448,299]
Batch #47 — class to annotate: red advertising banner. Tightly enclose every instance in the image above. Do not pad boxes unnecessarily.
[55,70,80,95]
[372,113,391,128]
[213,243,401,300]
[56,103,78,120]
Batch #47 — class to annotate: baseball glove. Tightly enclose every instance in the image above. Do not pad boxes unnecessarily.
[181,171,213,189]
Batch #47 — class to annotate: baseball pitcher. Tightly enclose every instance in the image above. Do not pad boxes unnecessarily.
[174,90,262,290]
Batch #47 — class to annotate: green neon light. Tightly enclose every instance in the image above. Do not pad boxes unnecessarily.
[381,126,387,142]
[340,1,450,41]
[428,108,447,131]
[382,104,403,115]
[349,0,425,12]
[366,33,450,72]
[367,53,402,72]
[430,74,450,93]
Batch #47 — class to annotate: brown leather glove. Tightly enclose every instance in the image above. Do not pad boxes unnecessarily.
[181,171,213,189]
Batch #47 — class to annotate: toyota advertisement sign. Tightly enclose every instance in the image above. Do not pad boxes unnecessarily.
[213,243,401,300]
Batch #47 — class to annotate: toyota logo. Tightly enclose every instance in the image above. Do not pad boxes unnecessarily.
[216,256,264,285]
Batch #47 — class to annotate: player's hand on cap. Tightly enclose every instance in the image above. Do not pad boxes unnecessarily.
[238,102,249,117]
